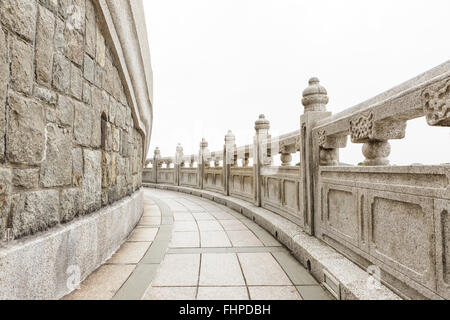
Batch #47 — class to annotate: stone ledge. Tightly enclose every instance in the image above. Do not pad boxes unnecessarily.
[143,183,400,300]
[0,189,143,300]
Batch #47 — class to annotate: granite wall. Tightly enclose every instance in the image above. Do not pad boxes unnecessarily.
[0,0,144,241]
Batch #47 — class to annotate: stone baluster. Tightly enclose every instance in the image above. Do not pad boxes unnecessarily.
[224,130,236,195]
[279,141,295,166]
[254,114,270,206]
[350,112,406,166]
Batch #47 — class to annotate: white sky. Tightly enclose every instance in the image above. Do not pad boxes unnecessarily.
[143,0,450,165]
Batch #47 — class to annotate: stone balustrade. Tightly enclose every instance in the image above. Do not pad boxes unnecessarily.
[143,61,450,300]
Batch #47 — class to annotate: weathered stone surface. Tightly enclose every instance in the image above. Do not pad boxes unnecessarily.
[0,168,12,240]
[70,64,83,100]
[56,95,74,127]
[65,28,83,66]
[103,57,114,94]
[96,24,106,68]
[121,130,129,156]
[72,147,83,187]
[53,53,71,93]
[112,67,121,101]
[0,28,7,163]
[92,87,109,117]
[7,93,45,165]
[60,188,83,223]
[39,0,58,13]
[102,152,111,188]
[85,0,96,58]
[82,149,101,213]
[92,116,101,148]
[74,101,93,146]
[82,82,91,106]
[83,54,95,83]
[35,4,55,85]
[54,18,66,54]
[0,0,37,41]
[70,0,86,34]
[94,64,104,88]
[33,85,57,106]
[110,152,117,186]
[40,124,73,187]
[10,37,33,95]
[115,103,126,129]
[11,190,59,238]
[112,127,120,152]
[12,168,39,189]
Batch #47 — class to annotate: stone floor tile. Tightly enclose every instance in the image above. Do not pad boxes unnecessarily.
[128,227,158,242]
[197,220,224,231]
[296,285,332,300]
[107,242,151,264]
[220,219,248,231]
[209,211,236,220]
[173,212,195,221]
[113,264,159,300]
[152,254,200,286]
[138,216,161,226]
[227,230,264,247]
[199,253,245,286]
[197,287,248,300]
[170,231,200,248]
[200,231,232,247]
[173,221,198,232]
[238,252,292,285]
[192,212,215,221]
[63,265,135,300]
[248,286,302,300]
[144,286,197,300]
[143,205,161,217]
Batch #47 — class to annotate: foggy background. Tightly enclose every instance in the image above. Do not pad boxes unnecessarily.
[143,0,450,165]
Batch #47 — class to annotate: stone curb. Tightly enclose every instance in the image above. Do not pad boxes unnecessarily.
[144,183,400,300]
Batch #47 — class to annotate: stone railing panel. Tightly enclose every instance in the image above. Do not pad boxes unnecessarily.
[261,166,304,228]
[229,167,254,202]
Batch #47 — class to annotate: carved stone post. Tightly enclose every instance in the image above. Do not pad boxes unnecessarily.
[224,130,236,196]
[350,112,406,166]
[175,143,183,186]
[254,115,270,207]
[301,78,332,236]
[198,138,208,189]
[153,147,161,183]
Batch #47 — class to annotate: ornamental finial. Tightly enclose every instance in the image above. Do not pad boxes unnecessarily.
[302,77,329,113]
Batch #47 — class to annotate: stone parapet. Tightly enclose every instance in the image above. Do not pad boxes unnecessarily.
[0,189,143,300]
[144,61,450,299]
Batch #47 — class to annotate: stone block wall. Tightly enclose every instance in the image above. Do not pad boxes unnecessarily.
[0,0,144,241]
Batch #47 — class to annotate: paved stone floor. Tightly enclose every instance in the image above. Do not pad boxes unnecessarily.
[64,188,332,300]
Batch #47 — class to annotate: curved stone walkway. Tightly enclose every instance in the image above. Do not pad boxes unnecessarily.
[64,188,331,300]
